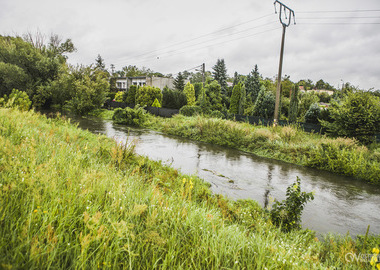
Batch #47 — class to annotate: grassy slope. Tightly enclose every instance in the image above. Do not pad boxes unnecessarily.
[0,108,378,269]
[145,114,380,184]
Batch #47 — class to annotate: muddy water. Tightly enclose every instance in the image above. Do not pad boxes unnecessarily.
[75,116,380,236]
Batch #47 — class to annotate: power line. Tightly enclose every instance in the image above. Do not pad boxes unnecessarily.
[298,22,380,25]
[116,13,274,64]
[297,16,380,19]
[127,27,281,66]
[113,21,278,66]
[298,9,380,14]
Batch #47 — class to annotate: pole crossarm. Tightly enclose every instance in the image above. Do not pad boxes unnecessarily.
[274,0,296,27]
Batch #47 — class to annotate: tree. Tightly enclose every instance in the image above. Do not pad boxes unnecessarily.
[229,82,242,114]
[304,103,321,124]
[281,75,293,98]
[66,66,110,114]
[245,65,261,103]
[232,72,240,88]
[204,80,223,111]
[288,85,299,122]
[315,79,326,90]
[95,54,106,71]
[297,79,314,90]
[212,59,228,95]
[173,72,185,91]
[252,86,275,119]
[0,34,74,103]
[229,82,246,115]
[320,91,380,144]
[238,83,246,115]
[135,86,162,107]
[125,85,138,104]
[183,82,196,106]
[162,86,187,109]
[298,92,319,118]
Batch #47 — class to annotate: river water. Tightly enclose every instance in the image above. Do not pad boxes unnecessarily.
[74,116,380,236]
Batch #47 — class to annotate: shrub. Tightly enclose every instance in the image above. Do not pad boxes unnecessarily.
[209,110,225,119]
[0,89,31,111]
[252,86,275,119]
[270,177,314,232]
[179,105,202,117]
[162,87,187,109]
[320,91,380,145]
[183,82,196,106]
[304,103,321,124]
[151,98,161,108]
[136,86,162,107]
[114,91,125,102]
[112,105,147,126]
[125,85,138,104]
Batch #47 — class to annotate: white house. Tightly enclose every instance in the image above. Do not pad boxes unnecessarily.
[115,76,176,91]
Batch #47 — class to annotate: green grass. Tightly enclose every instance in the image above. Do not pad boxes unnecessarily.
[0,108,379,269]
[144,114,380,184]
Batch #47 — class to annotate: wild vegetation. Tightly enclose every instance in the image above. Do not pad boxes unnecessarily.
[1,108,379,269]
[145,114,380,184]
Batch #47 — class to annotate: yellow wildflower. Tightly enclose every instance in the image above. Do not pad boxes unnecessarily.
[34,209,38,213]
[373,248,380,254]
[371,254,378,266]
[43,211,47,214]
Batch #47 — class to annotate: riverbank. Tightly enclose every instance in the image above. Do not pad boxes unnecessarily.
[139,114,380,185]
[1,108,379,269]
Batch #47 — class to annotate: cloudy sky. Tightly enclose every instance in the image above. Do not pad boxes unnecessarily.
[1,0,379,90]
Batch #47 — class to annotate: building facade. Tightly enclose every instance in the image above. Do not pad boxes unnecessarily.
[115,76,176,91]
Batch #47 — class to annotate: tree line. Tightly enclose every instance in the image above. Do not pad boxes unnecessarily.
[1,33,379,144]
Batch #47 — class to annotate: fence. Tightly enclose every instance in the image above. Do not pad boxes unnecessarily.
[104,101,179,118]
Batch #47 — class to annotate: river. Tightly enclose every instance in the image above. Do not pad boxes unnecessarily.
[74,116,380,237]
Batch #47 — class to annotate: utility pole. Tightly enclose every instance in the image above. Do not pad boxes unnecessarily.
[202,63,205,87]
[273,1,295,126]
[195,63,206,87]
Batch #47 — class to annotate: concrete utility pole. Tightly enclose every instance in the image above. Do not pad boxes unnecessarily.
[273,1,295,126]
[202,63,206,87]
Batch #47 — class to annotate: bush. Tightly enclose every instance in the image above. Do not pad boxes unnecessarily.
[125,85,138,104]
[320,91,380,145]
[304,103,321,124]
[209,110,225,119]
[0,89,31,111]
[162,87,187,109]
[112,105,147,126]
[270,177,314,232]
[114,91,125,102]
[179,105,202,117]
[151,98,161,108]
[135,86,162,107]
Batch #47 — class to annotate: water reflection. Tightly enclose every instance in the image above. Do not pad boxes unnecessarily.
[74,116,380,236]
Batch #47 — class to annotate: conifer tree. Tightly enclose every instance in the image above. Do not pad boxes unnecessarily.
[245,65,261,103]
[173,72,185,91]
[238,83,246,115]
[229,82,241,114]
[183,82,196,106]
[212,59,228,95]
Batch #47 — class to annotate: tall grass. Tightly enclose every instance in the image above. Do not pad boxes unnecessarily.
[0,108,378,269]
[146,114,380,184]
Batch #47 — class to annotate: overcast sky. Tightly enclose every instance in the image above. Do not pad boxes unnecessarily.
[1,0,379,90]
